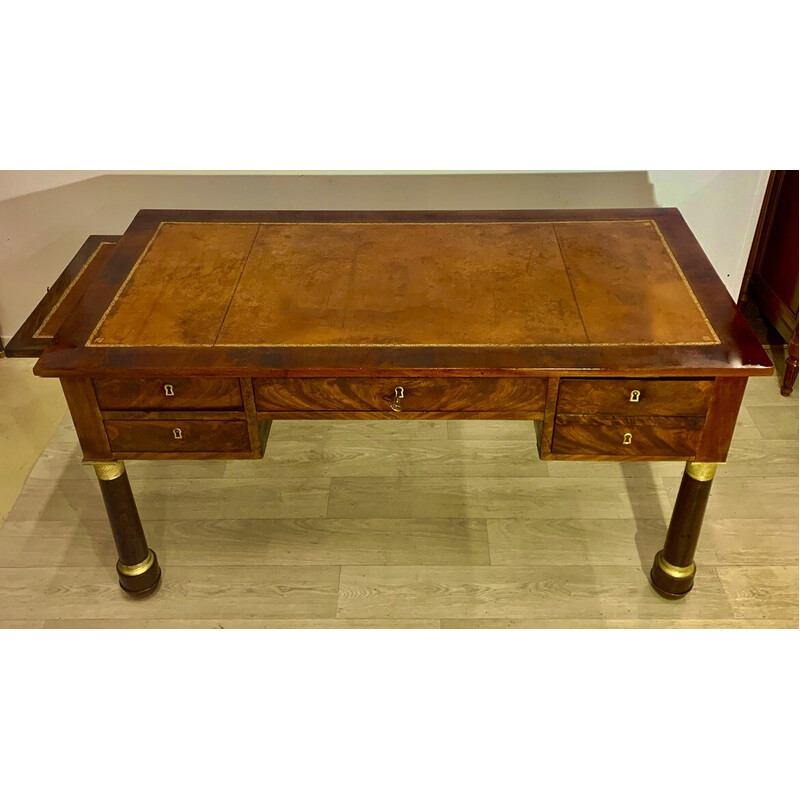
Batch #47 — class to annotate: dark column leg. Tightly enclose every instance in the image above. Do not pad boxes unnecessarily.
[780,326,798,397]
[651,461,719,599]
[94,461,161,597]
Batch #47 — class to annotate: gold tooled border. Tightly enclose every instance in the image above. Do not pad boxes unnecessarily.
[86,219,720,348]
[648,220,717,342]
[34,242,115,339]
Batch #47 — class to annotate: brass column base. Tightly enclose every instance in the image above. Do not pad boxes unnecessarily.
[650,460,719,599]
[93,461,162,598]
[116,549,162,597]
[650,550,696,599]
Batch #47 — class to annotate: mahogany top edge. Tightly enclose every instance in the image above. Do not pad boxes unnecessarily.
[130,207,678,222]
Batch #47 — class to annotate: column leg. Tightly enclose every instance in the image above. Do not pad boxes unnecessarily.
[94,461,161,597]
[650,461,719,599]
[780,325,798,397]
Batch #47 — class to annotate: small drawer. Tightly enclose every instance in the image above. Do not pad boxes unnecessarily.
[552,414,704,458]
[254,377,547,413]
[105,419,251,453]
[94,378,243,411]
[557,379,713,417]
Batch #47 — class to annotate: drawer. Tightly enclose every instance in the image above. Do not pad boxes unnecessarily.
[552,414,704,458]
[557,378,713,417]
[105,419,251,453]
[94,378,243,410]
[254,377,547,413]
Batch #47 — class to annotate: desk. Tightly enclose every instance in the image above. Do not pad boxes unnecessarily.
[9,209,773,599]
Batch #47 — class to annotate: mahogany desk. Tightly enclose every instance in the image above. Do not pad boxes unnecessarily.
[7,209,774,599]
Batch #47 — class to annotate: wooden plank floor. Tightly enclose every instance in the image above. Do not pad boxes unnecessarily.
[1,370,796,628]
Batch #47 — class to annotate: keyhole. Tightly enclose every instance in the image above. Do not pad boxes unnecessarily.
[173,428,183,440]
[390,386,404,412]
[629,390,640,403]
[164,384,175,396]
[623,432,633,445]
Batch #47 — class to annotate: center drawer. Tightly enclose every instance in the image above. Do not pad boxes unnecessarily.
[94,378,243,411]
[253,377,547,413]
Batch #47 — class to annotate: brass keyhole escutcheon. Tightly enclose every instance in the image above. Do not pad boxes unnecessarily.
[629,389,640,403]
[390,386,404,412]
[623,432,633,445]
[173,428,183,440]
[164,384,175,396]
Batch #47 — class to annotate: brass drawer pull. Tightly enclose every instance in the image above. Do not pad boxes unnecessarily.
[164,384,175,396]
[629,389,640,403]
[172,428,183,440]
[390,386,404,412]
[623,432,633,445]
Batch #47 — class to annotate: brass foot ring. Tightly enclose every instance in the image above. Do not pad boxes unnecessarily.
[656,552,696,581]
[116,549,161,597]
[650,550,696,599]
[117,550,154,577]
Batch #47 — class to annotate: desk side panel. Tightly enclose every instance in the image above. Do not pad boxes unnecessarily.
[694,377,748,462]
[61,378,113,461]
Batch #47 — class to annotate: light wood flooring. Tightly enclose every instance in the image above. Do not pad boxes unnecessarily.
[0,356,66,524]
[0,367,796,628]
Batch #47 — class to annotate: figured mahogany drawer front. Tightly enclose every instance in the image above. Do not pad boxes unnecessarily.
[552,415,704,457]
[105,420,251,453]
[94,378,243,411]
[254,377,548,412]
[557,379,713,417]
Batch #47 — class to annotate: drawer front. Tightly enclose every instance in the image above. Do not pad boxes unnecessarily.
[254,377,547,413]
[94,378,243,411]
[105,420,251,453]
[552,415,704,458]
[557,379,713,417]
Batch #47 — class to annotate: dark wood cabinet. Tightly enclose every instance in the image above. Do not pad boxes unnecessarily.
[740,170,799,395]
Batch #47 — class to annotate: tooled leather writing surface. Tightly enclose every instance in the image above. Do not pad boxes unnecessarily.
[219,222,591,346]
[555,222,717,345]
[91,224,259,346]
[87,219,716,349]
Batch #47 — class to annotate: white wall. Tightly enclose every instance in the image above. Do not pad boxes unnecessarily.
[0,170,609,203]
[0,171,106,203]
[648,170,769,297]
